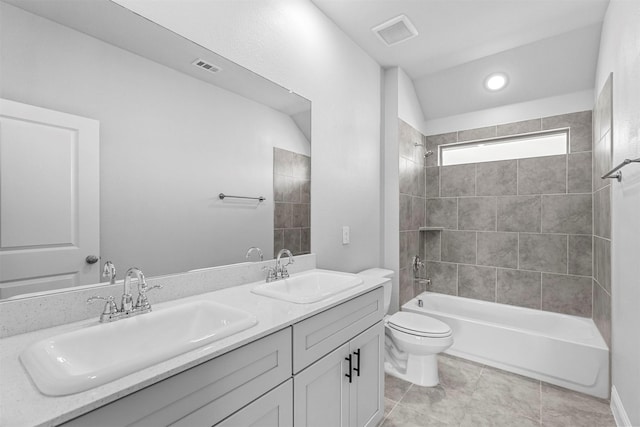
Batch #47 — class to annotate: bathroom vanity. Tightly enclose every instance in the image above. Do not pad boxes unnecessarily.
[0,262,385,427]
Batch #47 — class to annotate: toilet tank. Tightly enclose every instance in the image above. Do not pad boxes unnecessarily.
[358,268,394,314]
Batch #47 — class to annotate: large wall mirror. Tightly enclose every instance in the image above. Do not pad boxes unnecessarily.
[0,0,311,299]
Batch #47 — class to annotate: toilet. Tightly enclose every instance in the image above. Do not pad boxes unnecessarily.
[358,268,453,387]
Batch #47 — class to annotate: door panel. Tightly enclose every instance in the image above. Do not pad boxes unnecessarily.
[350,321,384,427]
[294,342,350,427]
[0,98,99,298]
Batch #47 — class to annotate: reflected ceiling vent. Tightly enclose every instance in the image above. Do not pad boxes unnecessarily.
[192,58,222,74]
[372,14,418,47]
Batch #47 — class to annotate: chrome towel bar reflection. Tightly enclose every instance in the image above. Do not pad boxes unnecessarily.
[219,193,266,202]
[601,157,640,182]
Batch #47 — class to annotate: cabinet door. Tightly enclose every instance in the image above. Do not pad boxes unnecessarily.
[215,380,293,427]
[349,321,384,427]
[293,342,350,427]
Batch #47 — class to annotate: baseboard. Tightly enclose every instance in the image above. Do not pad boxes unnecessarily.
[611,386,633,427]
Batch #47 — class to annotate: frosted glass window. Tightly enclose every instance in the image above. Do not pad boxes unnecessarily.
[439,131,568,166]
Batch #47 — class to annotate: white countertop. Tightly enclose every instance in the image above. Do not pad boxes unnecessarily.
[0,272,385,427]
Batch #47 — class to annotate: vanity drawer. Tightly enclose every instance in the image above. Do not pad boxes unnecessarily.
[292,287,384,373]
[62,327,292,427]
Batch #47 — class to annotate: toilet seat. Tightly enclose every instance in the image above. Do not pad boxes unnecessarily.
[387,312,452,338]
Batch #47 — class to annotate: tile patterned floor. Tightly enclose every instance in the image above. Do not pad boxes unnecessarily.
[380,354,616,427]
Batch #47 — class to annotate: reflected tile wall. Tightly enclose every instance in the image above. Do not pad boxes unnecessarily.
[273,148,310,256]
[422,110,594,317]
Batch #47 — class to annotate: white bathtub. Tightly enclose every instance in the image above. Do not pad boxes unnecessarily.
[403,292,609,398]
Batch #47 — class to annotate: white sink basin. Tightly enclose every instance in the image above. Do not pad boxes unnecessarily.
[251,269,363,304]
[20,300,257,396]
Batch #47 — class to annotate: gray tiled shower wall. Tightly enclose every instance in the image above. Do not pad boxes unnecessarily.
[273,148,311,256]
[399,111,597,318]
[592,74,613,348]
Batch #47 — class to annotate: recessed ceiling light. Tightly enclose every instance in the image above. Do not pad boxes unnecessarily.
[484,72,508,91]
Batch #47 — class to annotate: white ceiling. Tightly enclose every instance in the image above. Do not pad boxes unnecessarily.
[312,0,610,120]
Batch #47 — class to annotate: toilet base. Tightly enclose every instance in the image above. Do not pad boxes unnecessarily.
[384,353,440,387]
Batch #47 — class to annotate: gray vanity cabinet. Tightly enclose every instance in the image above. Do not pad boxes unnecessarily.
[61,328,292,427]
[292,287,385,427]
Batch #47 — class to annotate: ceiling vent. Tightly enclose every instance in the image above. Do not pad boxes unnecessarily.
[192,58,222,74]
[372,14,418,47]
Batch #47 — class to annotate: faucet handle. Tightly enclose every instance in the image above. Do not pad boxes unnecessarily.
[262,266,277,282]
[87,295,119,322]
[135,284,162,311]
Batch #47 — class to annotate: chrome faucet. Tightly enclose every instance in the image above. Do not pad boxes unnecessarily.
[245,247,264,262]
[275,249,294,279]
[264,249,295,282]
[87,266,162,322]
[102,261,116,285]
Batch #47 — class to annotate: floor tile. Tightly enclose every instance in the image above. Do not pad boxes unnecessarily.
[541,383,616,427]
[398,383,470,425]
[384,373,412,402]
[383,397,397,419]
[471,366,541,421]
[438,354,484,394]
[381,402,450,427]
[460,398,540,427]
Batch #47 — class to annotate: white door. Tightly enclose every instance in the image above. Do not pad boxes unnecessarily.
[294,342,351,427]
[0,98,99,298]
[350,322,385,427]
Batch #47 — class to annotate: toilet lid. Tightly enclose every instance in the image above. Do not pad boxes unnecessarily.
[387,312,452,337]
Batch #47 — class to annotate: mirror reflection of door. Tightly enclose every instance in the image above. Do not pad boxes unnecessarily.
[0,99,100,299]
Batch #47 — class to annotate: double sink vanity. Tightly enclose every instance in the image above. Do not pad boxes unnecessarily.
[0,254,386,427]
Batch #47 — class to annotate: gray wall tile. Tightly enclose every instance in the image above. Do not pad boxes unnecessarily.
[411,196,426,230]
[274,147,294,175]
[400,231,419,270]
[399,158,412,195]
[292,203,310,228]
[400,194,412,231]
[459,265,496,302]
[300,228,310,254]
[442,230,477,264]
[497,269,541,309]
[519,233,567,274]
[459,197,496,231]
[399,119,422,161]
[423,231,441,261]
[399,267,414,306]
[300,179,311,203]
[497,118,541,136]
[593,132,612,191]
[458,126,497,142]
[593,281,611,348]
[425,132,457,167]
[292,153,311,179]
[425,166,440,198]
[541,194,592,235]
[568,235,592,277]
[274,229,284,255]
[274,202,292,229]
[426,198,458,229]
[283,228,301,254]
[476,160,517,196]
[568,152,592,194]
[414,162,426,197]
[518,155,567,195]
[441,164,476,197]
[594,186,611,239]
[497,195,541,232]
[541,273,592,317]
[542,111,592,153]
[593,236,611,294]
[477,232,518,268]
[426,261,458,295]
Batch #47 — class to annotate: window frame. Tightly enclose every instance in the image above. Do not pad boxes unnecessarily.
[437,128,570,166]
